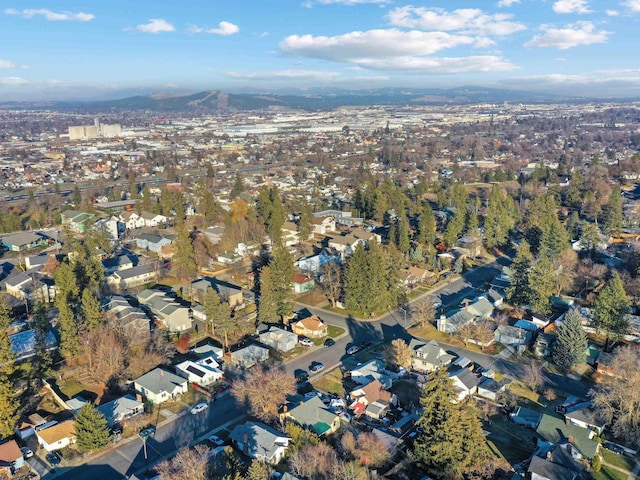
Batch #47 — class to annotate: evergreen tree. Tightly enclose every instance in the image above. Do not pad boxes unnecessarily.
[579,222,602,252]
[566,211,581,240]
[553,309,587,371]
[465,208,479,237]
[197,182,220,222]
[507,240,533,307]
[0,376,19,439]
[203,288,233,348]
[344,244,369,313]
[75,403,110,452]
[0,300,16,378]
[246,460,269,480]
[31,304,53,384]
[483,185,512,249]
[529,257,556,315]
[297,200,313,243]
[443,208,465,247]
[230,173,244,200]
[54,261,79,305]
[172,223,198,281]
[605,185,623,235]
[414,368,492,479]
[396,213,411,254]
[593,273,631,348]
[58,302,79,359]
[257,266,279,324]
[417,203,436,245]
[73,185,82,207]
[256,186,285,242]
[269,243,295,320]
[81,288,103,331]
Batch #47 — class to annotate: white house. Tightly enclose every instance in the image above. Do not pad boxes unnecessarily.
[134,368,189,404]
[35,421,76,452]
[175,359,223,386]
[312,216,336,235]
[449,368,480,403]
[230,421,290,465]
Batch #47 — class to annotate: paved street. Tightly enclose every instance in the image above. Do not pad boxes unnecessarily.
[43,393,243,480]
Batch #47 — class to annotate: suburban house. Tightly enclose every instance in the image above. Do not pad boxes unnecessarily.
[536,414,600,459]
[191,343,224,360]
[230,421,290,465]
[3,271,54,302]
[133,368,189,404]
[327,234,361,257]
[293,274,315,293]
[281,396,341,436]
[449,368,481,402]
[0,439,24,477]
[292,314,327,338]
[94,216,125,241]
[477,377,508,401]
[436,296,494,334]
[312,216,336,235]
[494,325,533,347]
[408,339,455,373]
[10,329,58,361]
[102,254,136,275]
[102,296,150,344]
[562,401,606,435]
[140,212,167,228]
[229,344,269,368]
[107,264,157,290]
[97,395,145,427]
[137,289,191,332]
[348,379,394,420]
[24,253,51,270]
[281,221,301,246]
[175,359,223,386]
[511,406,543,429]
[61,210,95,233]
[1,231,49,252]
[191,277,244,308]
[534,332,555,357]
[401,266,435,287]
[35,420,76,452]
[295,250,341,275]
[348,359,393,390]
[204,225,225,245]
[134,233,173,253]
[528,448,581,480]
[120,211,145,230]
[259,327,299,352]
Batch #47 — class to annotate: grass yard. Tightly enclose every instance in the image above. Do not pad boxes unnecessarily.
[295,289,328,307]
[601,449,637,472]
[182,388,208,407]
[58,380,85,399]
[592,466,631,480]
[408,323,503,355]
[483,413,537,464]
[312,367,345,397]
[508,381,543,406]
[312,325,346,346]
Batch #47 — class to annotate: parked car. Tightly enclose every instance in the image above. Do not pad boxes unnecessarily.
[207,434,225,446]
[299,337,314,347]
[309,361,325,373]
[20,446,33,459]
[603,442,625,455]
[110,425,123,436]
[190,402,209,415]
[346,345,360,355]
[324,338,335,348]
[45,452,61,466]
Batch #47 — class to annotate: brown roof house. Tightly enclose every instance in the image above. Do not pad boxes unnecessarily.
[0,440,24,477]
[292,314,328,338]
[35,420,76,452]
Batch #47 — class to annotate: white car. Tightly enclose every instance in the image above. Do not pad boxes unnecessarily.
[346,345,360,355]
[299,337,314,347]
[190,402,209,415]
[207,434,225,446]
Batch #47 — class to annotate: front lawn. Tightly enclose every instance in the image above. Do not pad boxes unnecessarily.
[58,380,85,399]
[592,466,631,480]
[408,323,503,355]
[483,413,537,464]
[601,449,636,472]
[311,367,345,397]
[311,325,346,346]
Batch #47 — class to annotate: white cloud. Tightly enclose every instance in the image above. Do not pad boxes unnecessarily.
[387,7,526,36]
[606,9,620,15]
[0,60,16,69]
[624,0,640,12]
[524,21,609,49]
[0,77,28,85]
[354,55,517,74]
[497,0,520,6]
[280,29,486,62]
[226,69,341,80]
[4,8,94,21]
[136,18,175,34]
[207,21,240,36]
[503,69,640,95]
[315,0,389,4]
[552,0,592,14]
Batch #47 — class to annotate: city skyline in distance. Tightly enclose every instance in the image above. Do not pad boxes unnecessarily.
[1,0,640,101]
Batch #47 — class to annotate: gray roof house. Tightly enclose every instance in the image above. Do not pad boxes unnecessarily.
[133,368,188,405]
[107,263,157,290]
[135,233,173,253]
[229,344,269,368]
[436,295,494,335]
[408,339,455,373]
[10,329,58,361]
[1,231,49,252]
[230,421,290,465]
[281,395,341,436]
[259,327,298,352]
[449,368,480,402]
[102,295,150,344]
[137,289,191,332]
[97,394,145,426]
[495,325,532,346]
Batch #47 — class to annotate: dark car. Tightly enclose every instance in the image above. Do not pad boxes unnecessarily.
[603,442,625,455]
[46,452,61,466]
[309,361,325,373]
[324,338,335,348]
[294,369,309,383]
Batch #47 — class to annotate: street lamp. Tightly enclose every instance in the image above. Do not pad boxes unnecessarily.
[139,425,156,473]
[398,307,408,329]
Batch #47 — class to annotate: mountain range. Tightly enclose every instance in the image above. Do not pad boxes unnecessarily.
[0,87,623,112]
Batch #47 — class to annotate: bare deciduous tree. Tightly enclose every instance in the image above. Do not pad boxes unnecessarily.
[456,322,475,346]
[413,300,436,327]
[522,361,543,393]
[231,367,295,423]
[356,432,391,469]
[155,445,209,480]
[474,320,496,351]
[320,262,342,308]
[383,338,412,370]
[80,325,126,387]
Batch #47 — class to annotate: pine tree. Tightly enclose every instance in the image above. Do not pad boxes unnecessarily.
[297,200,313,243]
[230,173,244,200]
[172,223,198,281]
[414,368,492,479]
[270,242,294,320]
[203,287,233,347]
[465,208,479,237]
[579,222,602,252]
[605,185,623,235]
[75,403,110,452]
[593,273,631,348]
[507,240,533,307]
[483,185,512,249]
[344,244,370,313]
[31,304,53,385]
[257,266,279,324]
[73,185,82,207]
[81,288,103,331]
[396,214,411,254]
[246,459,270,480]
[0,300,16,378]
[54,261,79,305]
[0,377,19,438]
[529,257,556,315]
[417,202,436,247]
[443,208,465,247]
[553,309,587,371]
[58,302,79,359]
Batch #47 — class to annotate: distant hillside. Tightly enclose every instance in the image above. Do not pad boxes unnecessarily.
[0,86,577,112]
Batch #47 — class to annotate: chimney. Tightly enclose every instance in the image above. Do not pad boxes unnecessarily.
[546,451,552,460]
[283,405,288,413]
[568,436,574,444]
[565,418,570,426]
[464,300,469,311]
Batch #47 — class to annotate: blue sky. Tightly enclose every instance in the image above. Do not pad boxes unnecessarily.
[1,0,640,100]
